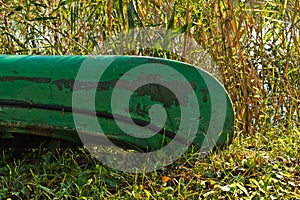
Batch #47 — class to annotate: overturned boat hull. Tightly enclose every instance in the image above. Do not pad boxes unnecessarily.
[0,55,234,151]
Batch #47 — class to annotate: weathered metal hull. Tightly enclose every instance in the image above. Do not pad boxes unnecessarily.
[0,55,234,151]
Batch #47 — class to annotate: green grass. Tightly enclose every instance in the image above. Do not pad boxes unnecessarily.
[1,126,300,199]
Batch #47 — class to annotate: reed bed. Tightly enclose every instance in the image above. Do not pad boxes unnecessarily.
[1,0,299,135]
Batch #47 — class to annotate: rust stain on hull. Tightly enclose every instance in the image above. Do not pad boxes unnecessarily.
[0,76,51,83]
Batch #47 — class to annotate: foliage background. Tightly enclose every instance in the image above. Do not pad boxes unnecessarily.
[1,0,299,134]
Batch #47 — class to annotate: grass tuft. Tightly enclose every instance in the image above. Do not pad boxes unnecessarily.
[1,127,300,199]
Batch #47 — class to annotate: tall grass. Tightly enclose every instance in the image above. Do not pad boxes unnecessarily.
[0,0,299,134]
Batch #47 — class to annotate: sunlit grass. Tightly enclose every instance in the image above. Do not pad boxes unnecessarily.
[1,126,299,199]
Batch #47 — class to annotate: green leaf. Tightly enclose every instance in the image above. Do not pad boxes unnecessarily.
[127,1,135,29]
[167,3,176,30]
[174,22,197,34]
[4,32,26,49]
[118,0,126,27]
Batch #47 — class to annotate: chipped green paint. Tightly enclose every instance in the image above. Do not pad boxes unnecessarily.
[0,55,234,151]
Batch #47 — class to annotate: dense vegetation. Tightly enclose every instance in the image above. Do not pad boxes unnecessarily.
[0,0,299,199]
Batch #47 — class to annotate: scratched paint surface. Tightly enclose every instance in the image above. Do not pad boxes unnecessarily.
[0,55,234,151]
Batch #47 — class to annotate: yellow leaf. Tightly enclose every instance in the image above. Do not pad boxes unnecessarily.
[161,176,172,183]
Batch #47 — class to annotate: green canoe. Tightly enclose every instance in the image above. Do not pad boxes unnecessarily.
[0,55,234,151]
